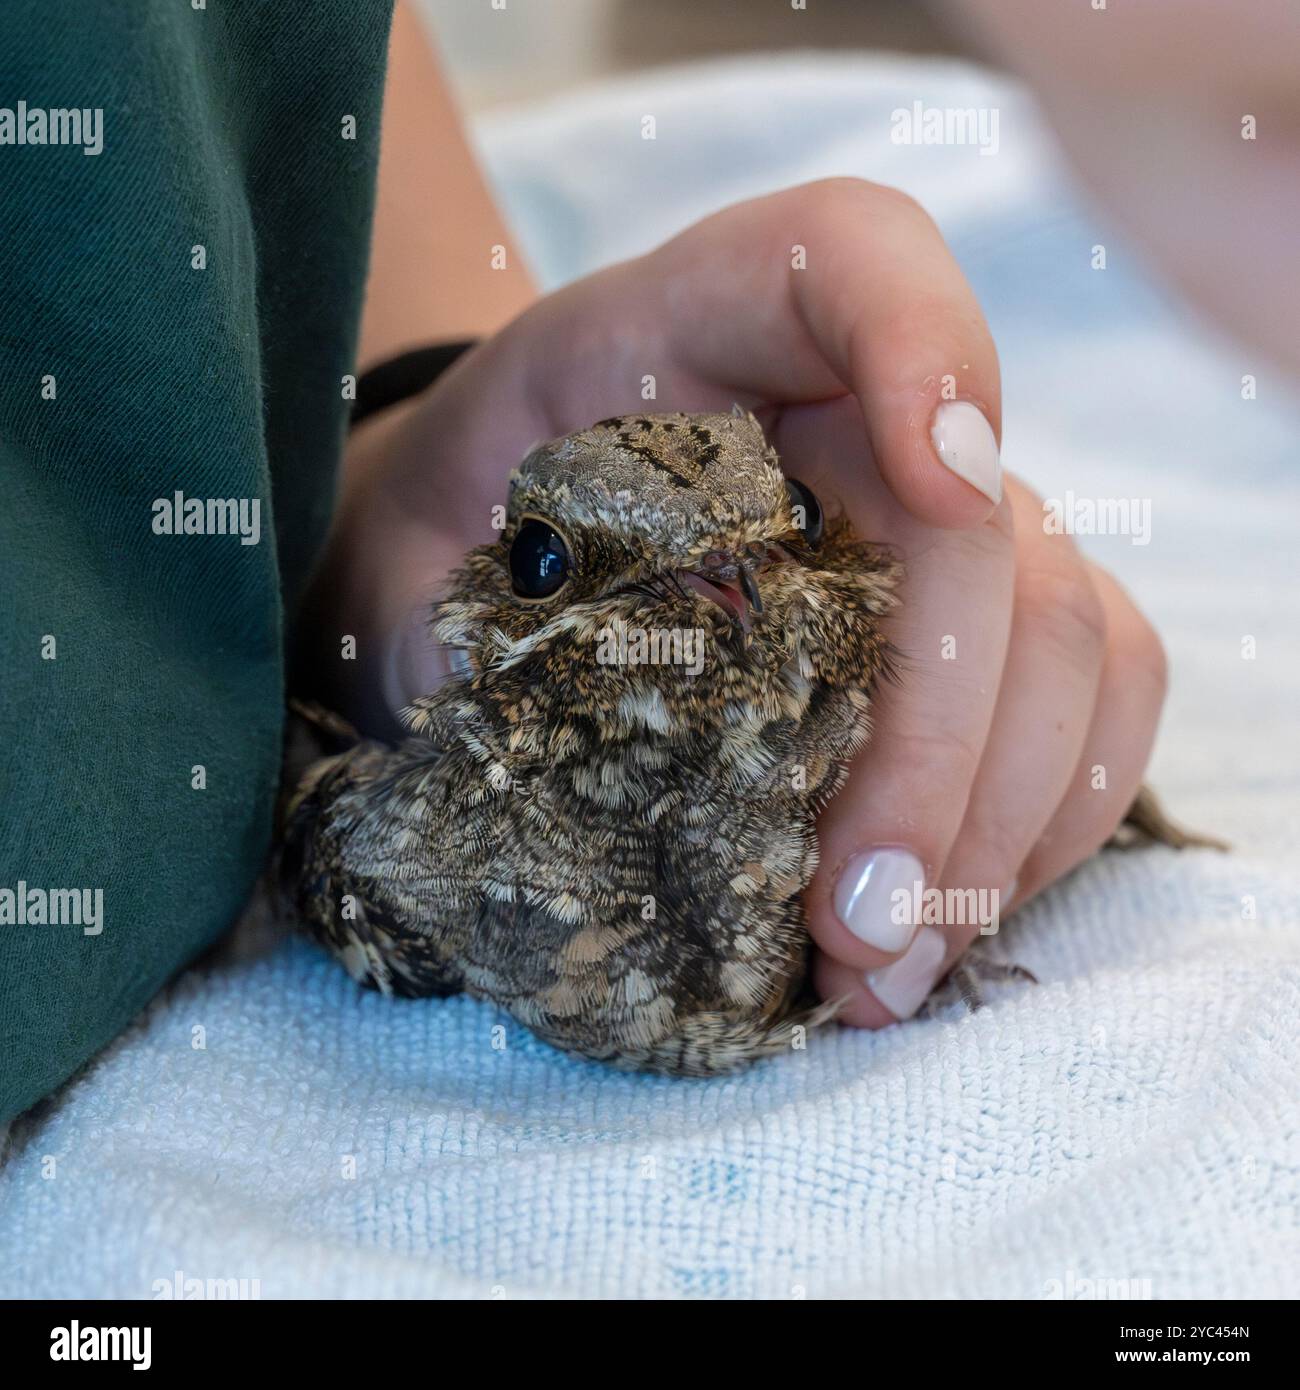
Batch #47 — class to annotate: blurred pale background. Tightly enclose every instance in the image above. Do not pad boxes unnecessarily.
[417,0,982,110]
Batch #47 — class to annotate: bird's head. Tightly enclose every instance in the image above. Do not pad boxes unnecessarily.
[405,410,898,760]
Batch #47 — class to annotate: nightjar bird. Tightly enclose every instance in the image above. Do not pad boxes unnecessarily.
[280,409,901,1074]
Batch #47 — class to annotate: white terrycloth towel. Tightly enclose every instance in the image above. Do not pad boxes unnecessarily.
[3,55,1298,1300]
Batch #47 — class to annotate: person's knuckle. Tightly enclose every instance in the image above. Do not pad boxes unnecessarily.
[1021,798,1116,901]
[1113,606,1169,706]
[958,804,1028,883]
[1018,554,1109,674]
[862,181,935,228]
[889,724,984,794]
[799,176,933,228]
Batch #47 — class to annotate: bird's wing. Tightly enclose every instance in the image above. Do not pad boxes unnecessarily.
[276,728,498,998]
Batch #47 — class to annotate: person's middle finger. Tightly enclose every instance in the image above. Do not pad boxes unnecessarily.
[774,401,1016,1025]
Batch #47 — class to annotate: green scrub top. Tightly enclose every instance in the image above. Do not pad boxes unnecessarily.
[0,0,395,1121]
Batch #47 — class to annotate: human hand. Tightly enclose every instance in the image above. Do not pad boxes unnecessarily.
[789,402,1167,1022]
[302,178,1003,731]
[299,177,1164,1023]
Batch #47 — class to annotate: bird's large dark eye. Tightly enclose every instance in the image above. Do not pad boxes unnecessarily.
[785,478,824,547]
[509,518,571,598]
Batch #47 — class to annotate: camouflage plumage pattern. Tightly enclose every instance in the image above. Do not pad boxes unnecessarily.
[280,410,900,1074]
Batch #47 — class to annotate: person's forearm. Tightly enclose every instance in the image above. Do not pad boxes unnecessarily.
[358,2,536,370]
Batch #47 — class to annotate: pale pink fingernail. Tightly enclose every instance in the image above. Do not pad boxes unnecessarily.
[834,848,924,953]
[931,400,1001,504]
[866,926,947,1019]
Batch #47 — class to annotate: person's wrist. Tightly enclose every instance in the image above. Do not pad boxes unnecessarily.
[351,340,481,428]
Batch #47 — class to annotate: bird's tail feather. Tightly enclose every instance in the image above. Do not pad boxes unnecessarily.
[592,996,843,1078]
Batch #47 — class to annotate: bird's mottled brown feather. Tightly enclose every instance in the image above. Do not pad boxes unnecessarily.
[278,410,899,1073]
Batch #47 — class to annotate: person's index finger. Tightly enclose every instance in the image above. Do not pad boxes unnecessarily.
[803,498,1015,992]
[655,178,1003,529]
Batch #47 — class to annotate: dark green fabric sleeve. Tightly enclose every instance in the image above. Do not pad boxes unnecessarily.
[0,0,395,1121]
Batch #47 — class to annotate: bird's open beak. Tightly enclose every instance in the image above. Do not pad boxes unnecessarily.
[677,550,771,634]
